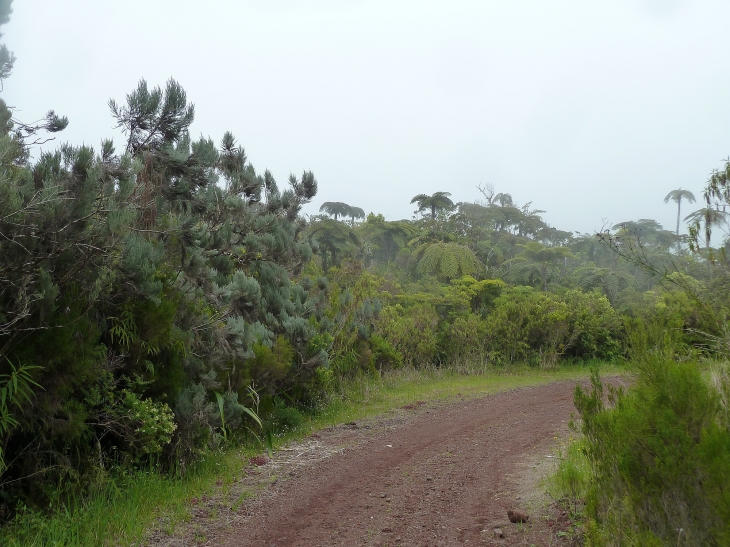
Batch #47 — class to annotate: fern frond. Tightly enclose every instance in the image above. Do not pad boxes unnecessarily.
[441,248,459,279]
[417,244,442,275]
[417,242,479,279]
[502,260,536,285]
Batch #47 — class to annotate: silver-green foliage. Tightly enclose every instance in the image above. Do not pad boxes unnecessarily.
[0,76,324,505]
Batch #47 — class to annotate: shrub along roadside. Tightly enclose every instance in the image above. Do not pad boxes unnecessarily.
[569,354,730,546]
[0,364,610,547]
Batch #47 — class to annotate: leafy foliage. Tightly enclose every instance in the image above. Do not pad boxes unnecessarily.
[576,357,730,546]
[319,201,351,221]
[319,201,365,224]
[664,188,696,236]
[415,242,479,279]
[305,218,360,272]
[483,288,621,367]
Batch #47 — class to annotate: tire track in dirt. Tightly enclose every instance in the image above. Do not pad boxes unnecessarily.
[220,380,582,547]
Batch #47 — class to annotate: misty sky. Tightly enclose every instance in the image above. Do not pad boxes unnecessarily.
[5,0,730,234]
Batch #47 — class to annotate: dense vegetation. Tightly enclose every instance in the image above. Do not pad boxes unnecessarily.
[2,1,730,543]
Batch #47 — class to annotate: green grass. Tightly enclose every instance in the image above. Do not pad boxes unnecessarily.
[546,437,591,513]
[314,362,622,429]
[0,362,621,546]
[2,453,257,546]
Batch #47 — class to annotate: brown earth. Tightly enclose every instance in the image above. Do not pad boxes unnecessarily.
[148,380,605,547]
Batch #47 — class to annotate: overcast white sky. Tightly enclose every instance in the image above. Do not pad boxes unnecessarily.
[4,0,730,234]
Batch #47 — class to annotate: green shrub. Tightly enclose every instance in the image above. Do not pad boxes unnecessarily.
[562,290,623,360]
[270,397,304,432]
[124,392,177,454]
[375,304,438,367]
[368,335,403,371]
[575,361,730,546]
[444,313,490,364]
[247,336,296,395]
[483,288,622,366]
[483,288,569,366]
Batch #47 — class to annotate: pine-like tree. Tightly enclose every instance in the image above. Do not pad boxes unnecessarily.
[0,74,325,505]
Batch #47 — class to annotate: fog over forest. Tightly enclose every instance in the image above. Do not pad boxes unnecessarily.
[5,0,730,233]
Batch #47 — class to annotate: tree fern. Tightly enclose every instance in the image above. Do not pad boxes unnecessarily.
[319,201,351,221]
[502,259,540,287]
[573,265,633,304]
[305,218,360,271]
[416,242,479,279]
[410,192,455,219]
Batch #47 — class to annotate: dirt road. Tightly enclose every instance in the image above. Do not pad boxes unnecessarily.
[211,380,583,547]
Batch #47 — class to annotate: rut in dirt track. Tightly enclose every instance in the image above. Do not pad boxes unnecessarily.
[221,380,581,547]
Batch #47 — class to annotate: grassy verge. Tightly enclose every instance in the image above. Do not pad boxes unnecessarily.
[544,436,592,543]
[1,362,620,546]
[316,362,621,428]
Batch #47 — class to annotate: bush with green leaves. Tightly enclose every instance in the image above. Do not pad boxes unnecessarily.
[575,357,730,545]
[482,288,622,366]
[414,241,479,280]
[443,314,490,364]
[483,288,568,366]
[561,289,623,360]
[123,392,177,455]
[374,304,439,367]
[269,397,304,433]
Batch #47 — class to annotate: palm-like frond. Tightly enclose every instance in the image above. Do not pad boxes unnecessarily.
[411,192,455,219]
[517,241,572,264]
[684,207,730,225]
[493,192,514,207]
[306,217,359,245]
[502,259,539,286]
[319,201,351,220]
[664,188,696,205]
[410,194,430,205]
[573,265,622,303]
[665,188,698,237]
[684,207,730,245]
[416,242,479,279]
[305,218,360,271]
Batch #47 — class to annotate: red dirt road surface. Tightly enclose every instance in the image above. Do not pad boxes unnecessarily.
[218,380,584,547]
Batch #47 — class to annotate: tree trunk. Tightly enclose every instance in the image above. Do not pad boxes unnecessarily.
[676,199,681,236]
